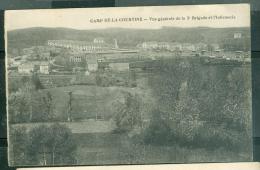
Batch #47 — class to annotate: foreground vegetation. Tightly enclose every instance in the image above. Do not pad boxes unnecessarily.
[8,57,252,165]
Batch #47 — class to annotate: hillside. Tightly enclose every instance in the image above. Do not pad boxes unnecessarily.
[7,26,250,51]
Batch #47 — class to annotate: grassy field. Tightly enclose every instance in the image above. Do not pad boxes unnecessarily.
[43,83,155,121]
[10,120,116,134]
[10,121,252,165]
[73,133,252,165]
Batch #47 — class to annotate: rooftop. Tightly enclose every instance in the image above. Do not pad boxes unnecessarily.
[48,40,111,47]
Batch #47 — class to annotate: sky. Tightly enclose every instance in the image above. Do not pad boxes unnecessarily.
[5,4,250,31]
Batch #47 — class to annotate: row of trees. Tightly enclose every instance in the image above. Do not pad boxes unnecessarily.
[9,73,44,93]
[9,90,54,123]
[111,58,251,153]
[95,71,137,87]
[141,58,252,152]
[9,124,76,166]
[8,74,56,123]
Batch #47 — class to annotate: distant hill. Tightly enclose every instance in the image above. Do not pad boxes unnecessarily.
[7,27,250,51]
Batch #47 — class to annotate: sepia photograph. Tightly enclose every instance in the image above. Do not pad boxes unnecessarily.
[5,4,252,166]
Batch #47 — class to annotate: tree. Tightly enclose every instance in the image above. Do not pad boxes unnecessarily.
[48,124,76,164]
[143,109,171,145]
[114,92,142,132]
[44,91,53,120]
[8,91,31,123]
[50,50,58,58]
[9,76,36,93]
[31,73,44,90]
[54,49,73,70]
[9,127,28,165]
[95,72,113,87]
[146,58,251,151]
[9,89,55,123]
[207,44,215,55]
[31,91,54,122]
[26,124,77,165]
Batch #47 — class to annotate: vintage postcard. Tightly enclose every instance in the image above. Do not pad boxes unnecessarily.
[5,4,252,166]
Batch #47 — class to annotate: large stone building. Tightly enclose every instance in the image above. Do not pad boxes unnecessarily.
[93,37,105,44]
[141,41,170,50]
[195,43,207,51]
[18,61,50,74]
[234,32,242,39]
[18,63,35,74]
[47,38,112,52]
[140,41,184,51]
[39,62,50,74]
[70,55,84,63]
[140,41,210,52]
[182,43,196,51]
[170,42,183,51]
[87,57,98,72]
[108,63,129,71]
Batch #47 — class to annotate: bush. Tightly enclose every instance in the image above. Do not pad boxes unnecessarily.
[143,58,251,153]
[141,109,249,152]
[26,123,77,165]
[142,109,174,145]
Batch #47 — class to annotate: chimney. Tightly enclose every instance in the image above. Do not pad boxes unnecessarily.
[114,39,119,49]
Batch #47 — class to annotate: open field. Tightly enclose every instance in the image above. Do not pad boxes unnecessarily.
[73,132,252,165]
[42,84,155,121]
[9,122,252,165]
[10,120,116,134]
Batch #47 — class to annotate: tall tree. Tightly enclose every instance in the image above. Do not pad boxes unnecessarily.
[114,92,142,132]
[9,127,28,165]
[26,124,76,165]
[31,73,44,90]
[8,91,31,123]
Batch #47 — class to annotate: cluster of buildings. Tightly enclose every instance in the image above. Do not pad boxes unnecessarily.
[9,33,250,75]
[17,61,50,74]
[234,32,242,39]
[47,38,114,52]
[138,41,219,52]
[8,56,50,74]
[9,37,136,75]
[8,45,52,74]
[69,54,131,73]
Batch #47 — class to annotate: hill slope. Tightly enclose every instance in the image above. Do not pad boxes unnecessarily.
[7,27,250,51]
